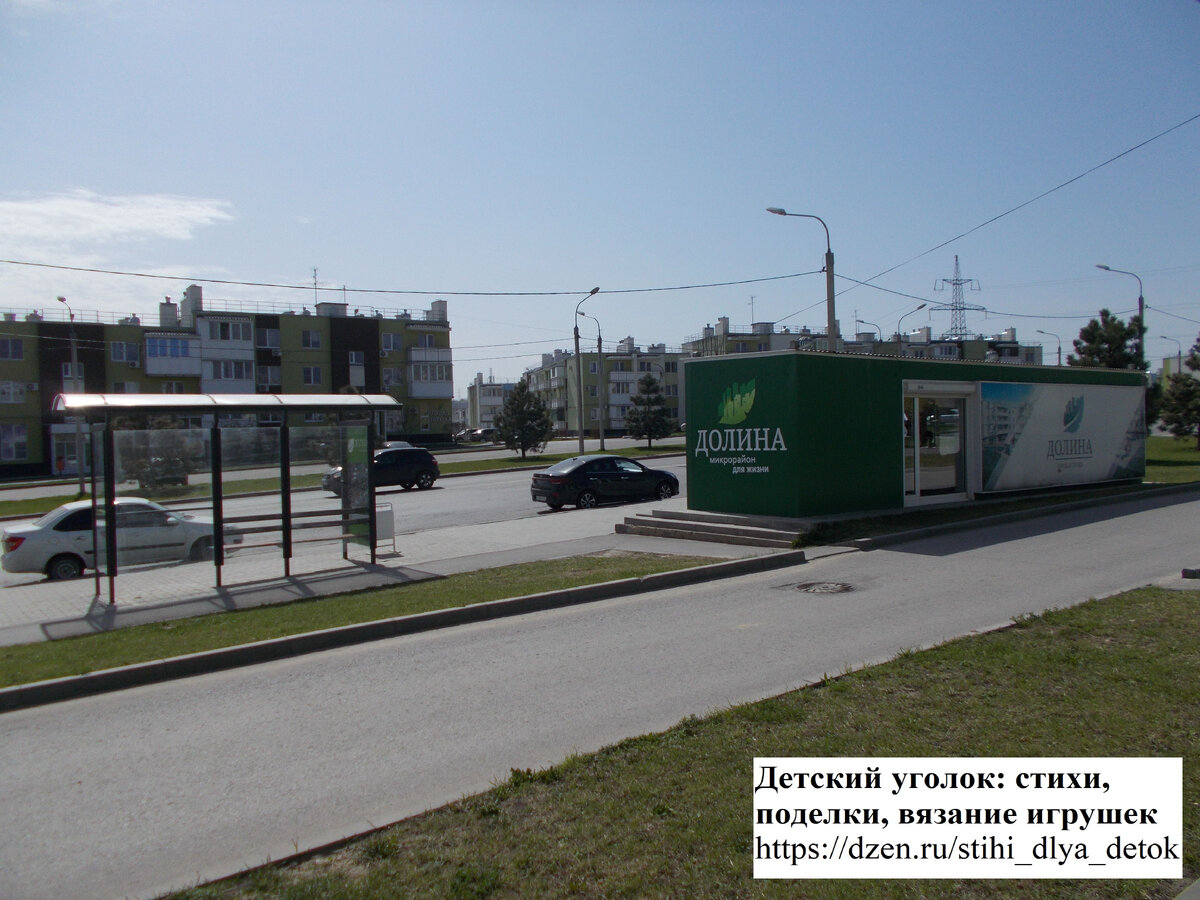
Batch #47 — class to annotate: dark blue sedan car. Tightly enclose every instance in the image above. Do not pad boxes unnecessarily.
[530,455,678,510]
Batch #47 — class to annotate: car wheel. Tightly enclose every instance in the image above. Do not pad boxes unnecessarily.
[46,554,84,580]
[190,537,214,561]
[655,481,675,500]
[576,490,598,509]
[416,472,435,489]
[548,501,564,511]
[400,482,415,490]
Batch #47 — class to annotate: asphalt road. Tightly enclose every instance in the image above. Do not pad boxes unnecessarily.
[0,453,688,592]
[1,490,1196,899]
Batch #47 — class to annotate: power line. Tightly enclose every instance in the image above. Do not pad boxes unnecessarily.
[0,257,818,298]
[852,111,1200,289]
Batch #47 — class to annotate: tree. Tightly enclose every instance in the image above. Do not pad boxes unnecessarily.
[1067,308,1158,430]
[625,373,674,448]
[1159,333,1200,450]
[494,379,553,459]
[1067,308,1145,370]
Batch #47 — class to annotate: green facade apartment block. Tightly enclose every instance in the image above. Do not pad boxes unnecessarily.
[684,352,1145,518]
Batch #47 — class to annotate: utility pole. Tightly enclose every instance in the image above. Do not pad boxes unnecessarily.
[57,296,87,496]
[934,256,982,339]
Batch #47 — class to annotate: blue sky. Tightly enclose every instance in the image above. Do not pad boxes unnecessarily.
[2,0,1197,396]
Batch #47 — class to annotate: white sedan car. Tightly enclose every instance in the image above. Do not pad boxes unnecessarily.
[1,498,239,580]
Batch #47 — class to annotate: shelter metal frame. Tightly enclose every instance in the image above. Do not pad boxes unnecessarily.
[52,393,402,605]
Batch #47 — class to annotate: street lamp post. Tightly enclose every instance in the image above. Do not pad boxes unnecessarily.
[1096,264,1145,371]
[767,208,838,349]
[57,296,87,496]
[856,318,882,342]
[1161,335,1182,377]
[1036,329,1062,366]
[896,303,927,340]
[579,311,605,451]
[574,287,599,455]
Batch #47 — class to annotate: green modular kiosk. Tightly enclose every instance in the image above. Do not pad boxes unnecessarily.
[683,351,1145,518]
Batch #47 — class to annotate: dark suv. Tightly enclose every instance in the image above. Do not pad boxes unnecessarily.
[322,447,440,496]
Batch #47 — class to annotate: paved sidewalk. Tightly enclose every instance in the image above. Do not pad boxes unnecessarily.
[0,496,782,646]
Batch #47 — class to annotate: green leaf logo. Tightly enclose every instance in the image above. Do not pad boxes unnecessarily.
[716,379,756,425]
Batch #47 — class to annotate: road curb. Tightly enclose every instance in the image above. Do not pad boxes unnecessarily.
[0,548,806,714]
[844,481,1200,550]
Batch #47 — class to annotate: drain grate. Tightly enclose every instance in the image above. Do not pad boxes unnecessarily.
[794,582,854,594]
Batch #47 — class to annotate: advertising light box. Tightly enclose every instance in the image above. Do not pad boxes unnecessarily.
[980,382,1145,492]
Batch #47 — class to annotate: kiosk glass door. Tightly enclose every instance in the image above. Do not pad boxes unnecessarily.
[904,395,966,500]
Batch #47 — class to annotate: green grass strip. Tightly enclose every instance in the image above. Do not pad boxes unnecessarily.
[172,585,1199,900]
[0,553,714,688]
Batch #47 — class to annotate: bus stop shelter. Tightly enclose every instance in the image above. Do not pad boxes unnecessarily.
[52,393,403,605]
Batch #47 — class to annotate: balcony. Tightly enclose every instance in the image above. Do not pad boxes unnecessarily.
[409,348,453,363]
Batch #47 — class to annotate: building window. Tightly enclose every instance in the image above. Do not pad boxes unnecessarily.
[589,362,598,375]
[110,382,139,394]
[256,327,281,349]
[586,385,598,398]
[410,363,450,382]
[382,367,403,387]
[211,360,252,380]
[61,362,84,387]
[257,412,283,426]
[664,384,679,396]
[111,341,139,364]
[611,382,631,395]
[734,342,748,353]
[0,424,27,460]
[348,351,365,366]
[303,366,322,385]
[381,332,402,351]
[0,382,26,403]
[147,337,193,358]
[208,320,250,342]
[665,361,678,373]
[256,365,281,392]
[611,360,629,372]
[301,329,321,349]
[0,339,23,360]
[416,333,436,348]
[304,412,325,423]
[162,382,185,394]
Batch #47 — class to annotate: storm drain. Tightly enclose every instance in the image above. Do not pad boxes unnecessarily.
[794,581,855,594]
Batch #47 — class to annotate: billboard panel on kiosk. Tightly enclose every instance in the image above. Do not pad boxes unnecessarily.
[980,382,1145,492]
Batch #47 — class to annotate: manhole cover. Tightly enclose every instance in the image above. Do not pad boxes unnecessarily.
[794,582,854,594]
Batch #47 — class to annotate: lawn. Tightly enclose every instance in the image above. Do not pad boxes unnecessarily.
[0,553,716,688]
[169,585,1198,900]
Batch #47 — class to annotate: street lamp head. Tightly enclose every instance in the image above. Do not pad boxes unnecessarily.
[915,302,927,311]
[766,207,787,216]
[587,286,599,296]
[1095,264,1112,272]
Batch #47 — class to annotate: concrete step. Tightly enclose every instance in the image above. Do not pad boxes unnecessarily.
[616,514,798,548]
[639,508,816,533]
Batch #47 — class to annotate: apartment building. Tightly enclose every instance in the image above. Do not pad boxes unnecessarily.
[524,339,684,438]
[0,285,453,479]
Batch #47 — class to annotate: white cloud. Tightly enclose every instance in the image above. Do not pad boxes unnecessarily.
[0,189,234,249]
[0,189,235,316]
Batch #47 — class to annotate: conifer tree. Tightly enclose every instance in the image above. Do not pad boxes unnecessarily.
[494,379,553,459]
[624,373,674,449]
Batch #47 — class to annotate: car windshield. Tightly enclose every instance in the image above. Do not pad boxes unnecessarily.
[544,457,592,475]
[33,506,82,528]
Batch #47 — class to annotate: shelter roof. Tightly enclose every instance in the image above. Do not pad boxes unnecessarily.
[53,393,401,415]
